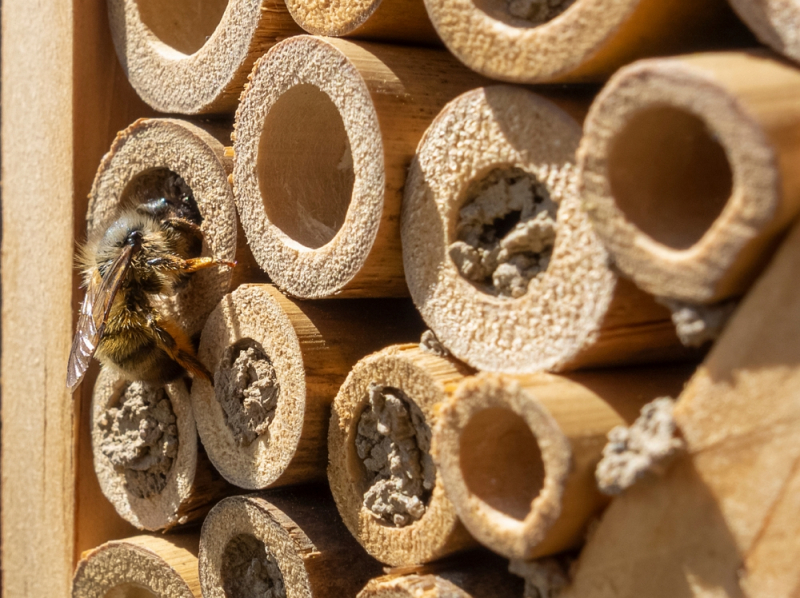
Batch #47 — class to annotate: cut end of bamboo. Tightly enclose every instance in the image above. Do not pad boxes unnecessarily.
[328,345,475,566]
[107,0,302,113]
[88,118,238,335]
[233,35,404,298]
[73,535,199,598]
[199,490,382,597]
[729,0,800,64]
[403,86,681,373]
[424,0,742,82]
[285,0,383,37]
[579,52,800,303]
[192,284,320,490]
[433,374,571,560]
[91,368,198,531]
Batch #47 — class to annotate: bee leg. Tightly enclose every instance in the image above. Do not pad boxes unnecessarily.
[147,314,214,386]
[181,256,237,273]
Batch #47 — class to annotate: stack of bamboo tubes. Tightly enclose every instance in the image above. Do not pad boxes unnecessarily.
[69,0,800,596]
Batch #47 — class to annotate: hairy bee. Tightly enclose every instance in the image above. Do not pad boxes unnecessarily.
[66,184,234,391]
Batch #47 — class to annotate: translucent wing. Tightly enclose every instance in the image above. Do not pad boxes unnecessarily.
[66,244,135,391]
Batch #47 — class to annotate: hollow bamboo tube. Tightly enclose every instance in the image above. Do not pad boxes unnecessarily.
[328,344,476,566]
[191,284,424,489]
[403,85,687,374]
[233,35,487,299]
[285,0,439,44]
[199,488,383,597]
[92,368,230,531]
[729,0,800,64]
[108,0,303,114]
[358,552,524,597]
[560,222,800,598]
[432,366,691,560]
[88,117,252,336]
[423,0,749,83]
[579,51,800,304]
[73,533,200,598]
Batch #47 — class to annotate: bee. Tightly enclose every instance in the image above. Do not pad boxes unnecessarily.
[66,183,234,391]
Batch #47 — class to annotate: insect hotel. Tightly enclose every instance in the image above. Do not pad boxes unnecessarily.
[3,0,800,596]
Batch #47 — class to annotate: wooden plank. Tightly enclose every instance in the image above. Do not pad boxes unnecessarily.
[1,0,76,595]
[2,0,154,593]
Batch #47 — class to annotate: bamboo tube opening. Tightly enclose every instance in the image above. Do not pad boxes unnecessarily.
[423,0,746,83]
[459,407,545,522]
[92,368,228,531]
[257,83,354,250]
[219,534,285,597]
[579,52,800,303]
[199,491,382,597]
[450,166,558,298]
[95,580,174,597]
[329,345,475,565]
[608,106,733,251]
[105,585,159,598]
[235,36,487,298]
[134,0,229,55]
[73,535,200,598]
[404,86,684,373]
[472,0,575,25]
[109,0,302,113]
[434,368,690,559]
[89,118,238,335]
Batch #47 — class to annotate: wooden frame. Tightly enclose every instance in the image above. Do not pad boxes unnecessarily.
[2,0,153,594]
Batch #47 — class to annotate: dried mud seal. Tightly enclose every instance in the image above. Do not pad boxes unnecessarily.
[506,0,576,23]
[98,382,179,499]
[356,383,436,527]
[221,534,286,598]
[215,338,280,447]
[449,167,558,299]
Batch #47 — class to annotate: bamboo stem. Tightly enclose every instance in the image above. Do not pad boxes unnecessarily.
[358,551,524,597]
[198,489,382,597]
[191,284,424,489]
[286,0,439,44]
[579,51,800,304]
[423,0,749,83]
[432,367,691,560]
[91,368,230,531]
[232,35,487,298]
[328,344,476,566]
[560,221,800,598]
[729,0,800,64]
[107,0,303,114]
[403,85,688,374]
[88,117,249,336]
[73,534,201,598]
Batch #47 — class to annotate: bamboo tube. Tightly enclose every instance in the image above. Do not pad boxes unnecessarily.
[560,223,800,598]
[358,551,524,597]
[729,0,800,64]
[328,344,476,566]
[423,0,749,83]
[199,488,383,597]
[285,0,439,44]
[578,51,800,304]
[107,0,303,114]
[403,85,687,374]
[73,534,200,598]
[232,35,487,299]
[92,368,230,531]
[432,367,690,560]
[88,117,251,336]
[191,284,424,489]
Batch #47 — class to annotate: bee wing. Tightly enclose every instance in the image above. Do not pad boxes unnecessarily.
[66,244,135,391]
